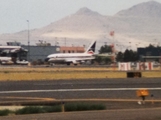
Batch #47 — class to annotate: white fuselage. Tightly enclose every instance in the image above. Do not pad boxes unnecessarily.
[47,53,95,64]
[46,40,96,65]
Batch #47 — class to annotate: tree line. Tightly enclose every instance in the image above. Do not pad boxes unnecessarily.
[95,44,161,64]
[94,44,159,64]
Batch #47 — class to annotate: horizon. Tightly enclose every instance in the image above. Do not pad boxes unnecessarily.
[0,0,161,34]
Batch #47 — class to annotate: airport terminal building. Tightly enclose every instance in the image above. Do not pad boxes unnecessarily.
[0,42,85,64]
[0,42,60,62]
[23,45,85,62]
[22,45,60,62]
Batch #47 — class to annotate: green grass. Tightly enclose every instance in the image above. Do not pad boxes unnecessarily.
[3,103,106,115]
[0,109,11,116]
[42,105,62,113]
[65,102,106,112]
[15,106,45,115]
[15,105,62,115]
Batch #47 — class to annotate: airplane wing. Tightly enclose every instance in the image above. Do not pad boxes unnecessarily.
[65,57,95,64]
[65,58,79,64]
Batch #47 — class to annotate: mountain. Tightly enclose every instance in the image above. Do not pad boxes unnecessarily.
[75,7,101,16]
[112,1,161,47]
[0,1,161,51]
[115,1,161,18]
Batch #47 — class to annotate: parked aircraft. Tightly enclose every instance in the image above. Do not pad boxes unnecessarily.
[45,41,96,65]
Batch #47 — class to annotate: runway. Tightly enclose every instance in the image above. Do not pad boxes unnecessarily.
[0,78,161,104]
[1,77,161,120]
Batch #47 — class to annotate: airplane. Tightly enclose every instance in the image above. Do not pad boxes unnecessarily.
[45,40,96,65]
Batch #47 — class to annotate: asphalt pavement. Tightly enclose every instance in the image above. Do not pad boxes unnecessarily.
[0,78,161,119]
[1,107,161,120]
[0,78,160,104]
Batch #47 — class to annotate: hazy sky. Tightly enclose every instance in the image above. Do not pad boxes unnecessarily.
[0,0,160,34]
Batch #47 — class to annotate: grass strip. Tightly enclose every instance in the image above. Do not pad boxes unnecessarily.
[15,105,62,115]
[0,71,126,81]
[0,109,12,116]
[0,67,161,81]
[0,103,106,116]
[65,102,106,112]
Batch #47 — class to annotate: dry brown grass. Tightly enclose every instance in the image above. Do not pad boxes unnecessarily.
[0,67,160,81]
[142,71,161,78]
[0,67,118,72]
[0,71,126,81]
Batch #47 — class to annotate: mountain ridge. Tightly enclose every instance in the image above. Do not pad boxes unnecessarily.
[115,1,161,17]
[74,7,102,16]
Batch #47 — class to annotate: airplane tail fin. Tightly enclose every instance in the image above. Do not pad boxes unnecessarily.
[85,40,96,54]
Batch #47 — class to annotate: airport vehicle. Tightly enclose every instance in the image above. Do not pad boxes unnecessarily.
[45,41,96,65]
[0,57,14,65]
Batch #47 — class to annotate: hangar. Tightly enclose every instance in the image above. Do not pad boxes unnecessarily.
[137,47,161,62]
[0,42,85,64]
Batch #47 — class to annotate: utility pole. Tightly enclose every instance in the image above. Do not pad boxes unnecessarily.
[65,37,66,46]
[27,20,30,61]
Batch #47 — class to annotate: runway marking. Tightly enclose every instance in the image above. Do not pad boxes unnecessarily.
[0,87,161,94]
